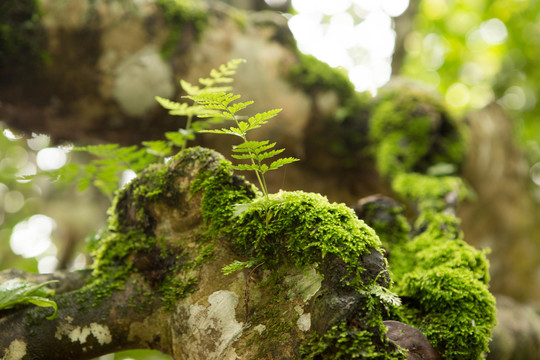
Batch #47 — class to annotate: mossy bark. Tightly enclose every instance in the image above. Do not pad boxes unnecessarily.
[0,147,407,359]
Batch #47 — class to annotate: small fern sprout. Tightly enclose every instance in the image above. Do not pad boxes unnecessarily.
[155,58,245,151]
[186,85,299,199]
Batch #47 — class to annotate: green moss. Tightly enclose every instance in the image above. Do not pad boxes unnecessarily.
[369,88,465,179]
[188,147,407,356]
[356,200,411,250]
[156,0,209,57]
[391,172,469,212]
[78,149,221,308]
[300,320,406,359]
[367,87,495,358]
[0,0,46,75]
[289,53,355,103]
[386,172,496,359]
[195,168,383,289]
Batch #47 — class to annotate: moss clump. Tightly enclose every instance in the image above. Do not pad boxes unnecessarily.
[188,147,405,356]
[194,160,383,289]
[390,224,495,359]
[369,87,465,179]
[156,0,209,57]
[300,320,406,360]
[365,84,496,358]
[386,172,496,359]
[391,172,470,213]
[289,53,355,102]
[80,149,221,308]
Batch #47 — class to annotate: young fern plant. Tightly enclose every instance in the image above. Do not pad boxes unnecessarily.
[155,58,245,151]
[185,88,299,199]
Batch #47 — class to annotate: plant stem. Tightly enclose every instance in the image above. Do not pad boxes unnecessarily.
[230,111,268,198]
[181,114,193,151]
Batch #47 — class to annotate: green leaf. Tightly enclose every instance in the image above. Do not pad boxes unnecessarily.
[165,131,189,148]
[228,101,254,114]
[232,164,259,172]
[247,109,282,127]
[27,297,59,320]
[256,148,285,161]
[237,121,249,134]
[155,96,184,111]
[233,140,270,151]
[0,279,59,320]
[230,153,255,160]
[222,259,260,275]
[269,157,300,170]
[180,80,200,95]
[142,140,172,157]
[200,128,244,138]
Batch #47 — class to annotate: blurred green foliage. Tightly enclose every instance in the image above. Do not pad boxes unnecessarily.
[0,126,42,272]
[403,0,540,162]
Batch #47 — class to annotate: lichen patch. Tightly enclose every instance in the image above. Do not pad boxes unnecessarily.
[55,321,112,346]
[297,313,311,332]
[3,339,27,360]
[184,290,243,359]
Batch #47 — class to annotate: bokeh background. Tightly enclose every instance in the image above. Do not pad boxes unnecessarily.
[2,0,540,358]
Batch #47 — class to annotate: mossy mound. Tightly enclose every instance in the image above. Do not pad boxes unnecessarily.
[369,86,465,179]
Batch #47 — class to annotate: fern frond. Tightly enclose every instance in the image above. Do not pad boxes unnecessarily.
[230,153,254,160]
[233,164,260,172]
[269,157,300,170]
[155,96,184,111]
[142,140,172,157]
[200,128,244,137]
[255,149,285,162]
[228,101,254,114]
[233,140,271,151]
[248,108,282,126]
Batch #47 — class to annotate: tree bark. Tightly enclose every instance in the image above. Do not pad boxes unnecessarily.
[0,148,400,359]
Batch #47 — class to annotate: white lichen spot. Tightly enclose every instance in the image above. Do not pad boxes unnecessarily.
[69,326,91,343]
[297,313,311,332]
[294,305,304,315]
[4,339,27,360]
[253,324,266,335]
[89,323,113,345]
[285,267,322,301]
[185,290,243,359]
[55,321,112,346]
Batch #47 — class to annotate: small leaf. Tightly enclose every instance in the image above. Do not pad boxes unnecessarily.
[233,164,259,172]
[237,121,249,133]
[231,153,255,160]
[222,259,259,275]
[234,140,270,151]
[228,101,254,114]
[142,140,172,157]
[0,279,59,320]
[155,96,184,111]
[180,80,200,95]
[256,149,284,162]
[269,157,300,170]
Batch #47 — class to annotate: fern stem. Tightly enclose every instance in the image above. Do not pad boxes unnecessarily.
[229,112,268,198]
[182,114,193,151]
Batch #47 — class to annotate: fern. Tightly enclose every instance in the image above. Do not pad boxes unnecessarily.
[40,59,296,202]
[186,85,299,198]
[156,58,245,151]
[72,144,156,199]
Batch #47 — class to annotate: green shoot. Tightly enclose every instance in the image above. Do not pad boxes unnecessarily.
[155,58,245,151]
[185,85,299,198]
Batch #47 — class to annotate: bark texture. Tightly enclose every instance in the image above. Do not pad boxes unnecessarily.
[0,148,400,359]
